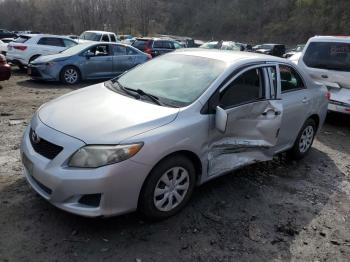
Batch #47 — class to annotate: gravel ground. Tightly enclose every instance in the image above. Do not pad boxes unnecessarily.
[0,70,349,262]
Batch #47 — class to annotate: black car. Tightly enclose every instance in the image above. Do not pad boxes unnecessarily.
[0,29,17,40]
[132,38,182,57]
[254,44,286,57]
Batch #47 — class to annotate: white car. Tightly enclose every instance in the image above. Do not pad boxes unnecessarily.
[6,34,78,69]
[0,38,14,55]
[298,36,350,115]
[78,31,118,43]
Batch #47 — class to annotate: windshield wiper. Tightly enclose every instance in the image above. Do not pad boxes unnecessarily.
[111,79,141,99]
[127,88,163,106]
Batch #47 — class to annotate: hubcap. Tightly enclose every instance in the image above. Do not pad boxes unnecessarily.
[299,125,314,153]
[64,69,78,84]
[153,167,190,212]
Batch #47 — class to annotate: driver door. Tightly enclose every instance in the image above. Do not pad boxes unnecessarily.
[82,44,113,79]
[207,65,283,177]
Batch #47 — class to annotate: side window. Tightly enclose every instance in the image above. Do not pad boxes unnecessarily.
[63,39,77,48]
[38,37,64,47]
[153,41,163,48]
[127,47,138,55]
[102,34,110,42]
[86,45,110,56]
[164,41,173,49]
[113,45,127,55]
[173,42,182,49]
[110,34,116,42]
[279,65,305,93]
[220,68,265,109]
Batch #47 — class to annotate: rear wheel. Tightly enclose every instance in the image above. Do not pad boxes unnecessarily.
[138,156,196,221]
[288,118,316,160]
[60,66,80,85]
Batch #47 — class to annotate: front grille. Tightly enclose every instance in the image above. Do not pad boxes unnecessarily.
[329,100,350,107]
[28,66,42,77]
[29,128,63,160]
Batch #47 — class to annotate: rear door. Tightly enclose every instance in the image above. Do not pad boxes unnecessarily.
[81,44,113,79]
[273,64,311,151]
[111,44,136,75]
[207,65,283,177]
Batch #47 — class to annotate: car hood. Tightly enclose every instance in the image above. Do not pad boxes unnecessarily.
[38,83,180,144]
[33,53,72,63]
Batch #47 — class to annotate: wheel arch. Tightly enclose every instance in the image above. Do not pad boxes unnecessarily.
[60,65,82,81]
[137,150,203,205]
[308,114,320,131]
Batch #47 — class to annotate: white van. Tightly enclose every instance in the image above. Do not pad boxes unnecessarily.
[298,36,350,114]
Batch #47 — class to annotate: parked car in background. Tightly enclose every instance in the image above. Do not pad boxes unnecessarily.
[68,35,79,40]
[283,44,305,58]
[194,40,205,47]
[21,50,328,220]
[254,44,286,57]
[0,38,15,55]
[298,36,350,115]
[132,37,182,57]
[0,29,17,39]
[79,31,118,43]
[0,54,11,81]
[200,41,241,51]
[6,34,78,69]
[28,42,150,84]
[118,35,136,45]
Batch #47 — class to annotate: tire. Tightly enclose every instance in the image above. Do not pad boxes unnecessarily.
[60,66,80,85]
[29,55,40,64]
[288,118,317,160]
[138,155,196,221]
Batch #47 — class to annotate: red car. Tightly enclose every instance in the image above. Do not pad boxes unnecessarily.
[0,54,11,81]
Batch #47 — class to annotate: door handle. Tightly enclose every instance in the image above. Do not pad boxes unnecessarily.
[321,74,328,79]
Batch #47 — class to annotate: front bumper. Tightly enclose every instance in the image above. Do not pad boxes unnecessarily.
[21,115,152,217]
[27,64,59,81]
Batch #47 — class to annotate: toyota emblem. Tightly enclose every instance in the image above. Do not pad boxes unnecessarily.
[31,130,41,144]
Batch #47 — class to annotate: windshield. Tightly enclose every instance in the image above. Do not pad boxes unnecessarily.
[259,44,274,50]
[303,42,350,72]
[115,54,227,107]
[200,42,218,49]
[60,44,88,55]
[79,32,101,41]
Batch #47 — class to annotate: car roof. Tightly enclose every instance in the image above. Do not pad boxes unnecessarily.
[83,30,115,35]
[174,49,288,65]
[309,35,350,42]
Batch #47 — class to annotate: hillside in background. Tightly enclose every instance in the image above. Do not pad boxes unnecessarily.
[0,0,349,44]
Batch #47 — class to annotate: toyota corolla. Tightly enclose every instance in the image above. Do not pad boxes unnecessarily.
[21,50,329,220]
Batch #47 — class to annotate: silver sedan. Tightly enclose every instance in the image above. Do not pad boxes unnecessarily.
[21,50,329,220]
[28,42,151,84]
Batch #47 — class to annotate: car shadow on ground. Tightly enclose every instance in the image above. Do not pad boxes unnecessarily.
[0,148,345,261]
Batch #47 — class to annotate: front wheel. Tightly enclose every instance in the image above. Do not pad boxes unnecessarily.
[138,156,196,221]
[60,66,80,85]
[288,119,316,160]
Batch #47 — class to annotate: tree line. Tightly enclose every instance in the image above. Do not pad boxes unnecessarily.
[0,0,349,44]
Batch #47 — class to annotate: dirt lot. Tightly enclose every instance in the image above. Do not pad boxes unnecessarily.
[0,70,350,262]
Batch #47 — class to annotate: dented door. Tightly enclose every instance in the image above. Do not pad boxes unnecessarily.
[207,65,283,177]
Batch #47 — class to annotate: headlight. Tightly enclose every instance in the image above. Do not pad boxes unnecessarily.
[68,143,143,168]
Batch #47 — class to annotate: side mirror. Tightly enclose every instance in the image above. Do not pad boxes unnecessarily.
[85,51,94,59]
[215,106,227,133]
